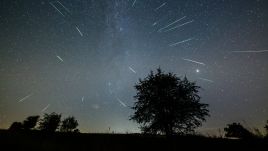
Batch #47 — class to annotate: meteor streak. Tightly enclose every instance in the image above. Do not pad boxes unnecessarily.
[163,20,194,32]
[231,50,268,53]
[129,66,137,73]
[50,2,65,17]
[182,58,205,66]
[117,98,127,107]
[154,2,166,11]
[41,104,50,112]
[199,78,214,83]
[57,1,71,14]
[132,0,137,7]
[82,96,84,102]
[56,55,64,62]
[169,38,193,47]
[76,26,83,36]
[158,16,186,32]
[18,93,33,103]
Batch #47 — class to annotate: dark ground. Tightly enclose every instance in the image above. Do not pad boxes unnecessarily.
[0,129,267,151]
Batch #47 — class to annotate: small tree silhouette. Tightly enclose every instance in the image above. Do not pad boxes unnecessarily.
[38,112,61,132]
[264,120,268,136]
[8,122,23,131]
[60,116,79,133]
[224,122,253,139]
[22,115,40,130]
[130,68,209,135]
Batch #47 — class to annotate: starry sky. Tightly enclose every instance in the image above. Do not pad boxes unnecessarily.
[0,0,268,134]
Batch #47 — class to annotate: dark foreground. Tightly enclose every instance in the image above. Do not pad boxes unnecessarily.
[0,130,267,151]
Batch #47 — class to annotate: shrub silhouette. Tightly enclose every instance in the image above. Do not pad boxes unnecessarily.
[265,120,268,137]
[60,116,79,133]
[8,122,23,131]
[38,112,61,132]
[130,68,209,135]
[224,122,253,138]
[22,115,40,130]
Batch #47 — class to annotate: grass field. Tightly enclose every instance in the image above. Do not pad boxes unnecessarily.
[0,129,267,151]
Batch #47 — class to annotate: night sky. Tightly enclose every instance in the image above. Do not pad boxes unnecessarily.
[0,0,268,134]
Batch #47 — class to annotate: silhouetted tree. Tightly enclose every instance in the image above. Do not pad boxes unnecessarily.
[224,122,253,138]
[8,122,23,131]
[38,112,61,132]
[130,68,209,135]
[22,115,40,130]
[265,120,268,136]
[60,116,79,133]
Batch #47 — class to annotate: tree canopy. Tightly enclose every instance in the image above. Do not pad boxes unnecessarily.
[264,120,268,136]
[60,116,79,133]
[224,122,253,138]
[8,122,23,131]
[38,112,61,132]
[130,68,209,135]
[22,115,40,130]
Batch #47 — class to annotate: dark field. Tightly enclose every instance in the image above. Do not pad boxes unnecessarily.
[0,130,267,151]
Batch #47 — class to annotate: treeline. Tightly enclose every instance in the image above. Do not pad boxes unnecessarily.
[9,112,79,133]
[8,113,268,139]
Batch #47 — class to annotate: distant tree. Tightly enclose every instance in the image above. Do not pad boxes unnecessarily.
[22,115,40,130]
[224,122,253,138]
[60,116,79,133]
[130,68,209,135]
[265,120,268,136]
[8,122,23,131]
[38,112,61,132]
